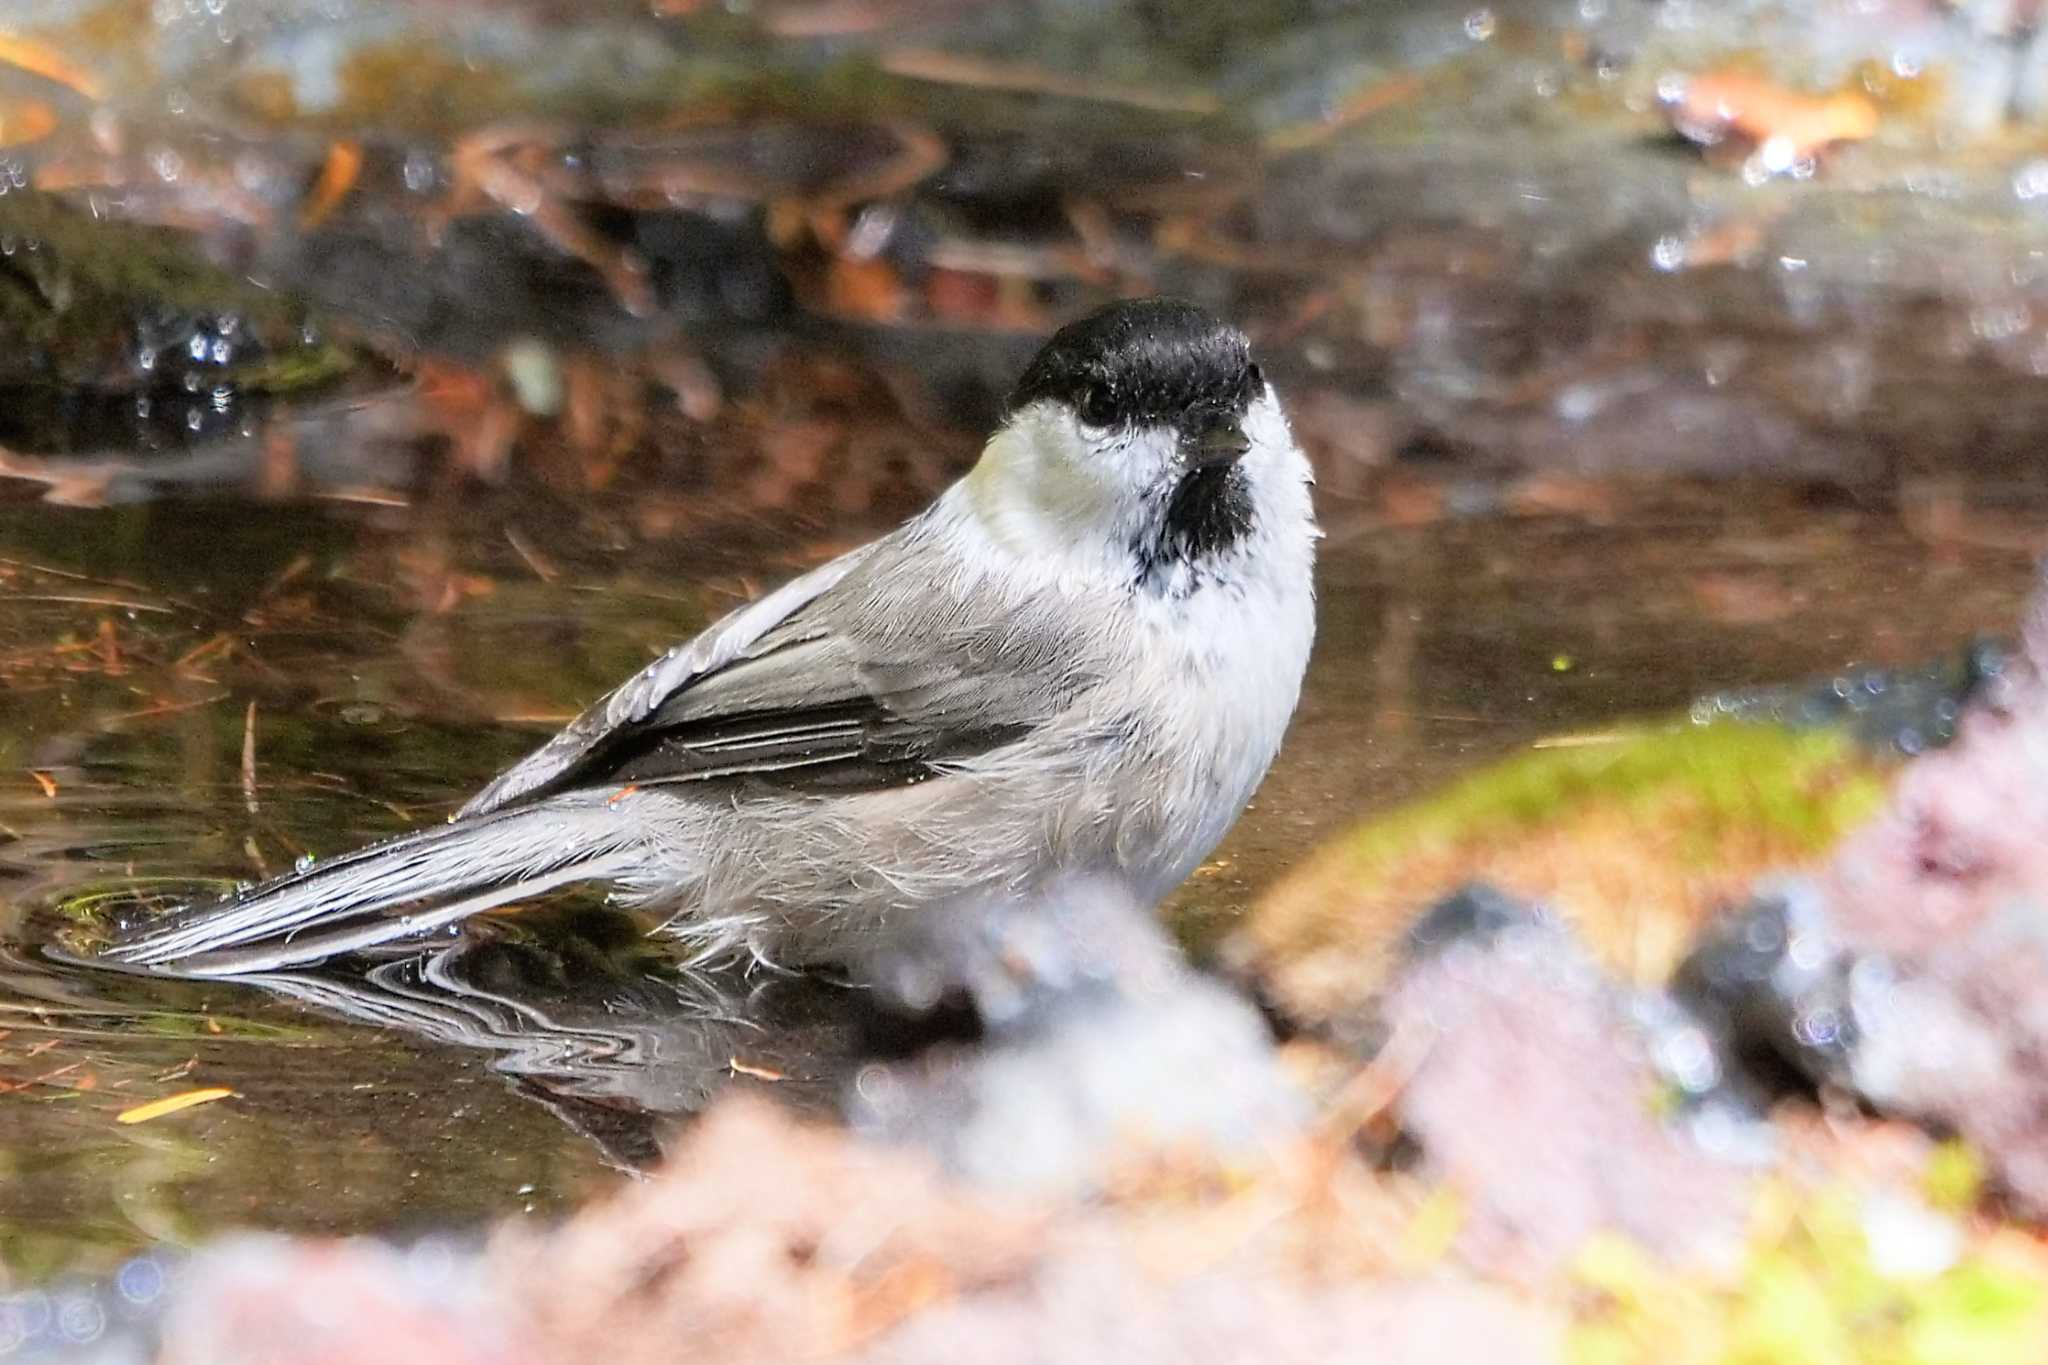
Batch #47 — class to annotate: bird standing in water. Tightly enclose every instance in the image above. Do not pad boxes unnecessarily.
[110,298,1320,976]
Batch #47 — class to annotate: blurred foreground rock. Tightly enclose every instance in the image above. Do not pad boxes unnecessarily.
[849,876,1306,1192]
[1679,573,2048,1214]
[1383,887,1756,1280]
[20,1098,1559,1365]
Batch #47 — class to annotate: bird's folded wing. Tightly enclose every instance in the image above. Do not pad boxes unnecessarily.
[462,543,1085,813]
[460,547,872,817]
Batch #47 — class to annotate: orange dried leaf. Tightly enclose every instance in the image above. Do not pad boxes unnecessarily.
[0,36,103,100]
[300,139,364,228]
[1665,70,1879,162]
[116,1087,235,1124]
[0,96,57,148]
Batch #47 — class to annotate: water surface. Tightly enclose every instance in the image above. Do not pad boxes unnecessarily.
[1,473,2038,1280]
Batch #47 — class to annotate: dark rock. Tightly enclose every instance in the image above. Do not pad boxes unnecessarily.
[1400,881,1556,961]
[1692,639,2013,757]
[1670,880,1861,1095]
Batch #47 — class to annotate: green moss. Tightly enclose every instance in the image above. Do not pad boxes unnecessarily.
[47,878,238,926]
[1568,1185,2046,1364]
[1239,718,1894,1004]
[125,1012,319,1043]
[1923,1142,1988,1215]
[1302,721,1887,893]
[0,191,374,437]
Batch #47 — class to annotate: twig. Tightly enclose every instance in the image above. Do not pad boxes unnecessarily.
[9,594,171,614]
[504,525,559,583]
[241,701,259,814]
[99,693,228,726]
[878,49,1220,114]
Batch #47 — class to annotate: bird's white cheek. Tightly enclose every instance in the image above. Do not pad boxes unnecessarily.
[962,420,1126,571]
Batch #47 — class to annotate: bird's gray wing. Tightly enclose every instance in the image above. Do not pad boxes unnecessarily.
[460,546,878,817]
[461,540,1082,815]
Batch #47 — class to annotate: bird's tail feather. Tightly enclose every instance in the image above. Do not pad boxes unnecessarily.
[103,800,641,976]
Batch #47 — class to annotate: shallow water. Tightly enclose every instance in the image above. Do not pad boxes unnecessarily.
[0,470,2040,1280]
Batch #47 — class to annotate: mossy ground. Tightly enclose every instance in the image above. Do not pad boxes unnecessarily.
[1239,720,1892,1022]
[1567,1173,2048,1365]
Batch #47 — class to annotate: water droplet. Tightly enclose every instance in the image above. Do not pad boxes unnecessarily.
[54,1293,103,1345]
[1756,136,1799,176]
[294,853,315,873]
[403,153,438,193]
[1654,1025,1720,1094]
[1463,7,1496,40]
[116,1256,167,1306]
[1792,1006,1842,1048]
[1555,383,1602,422]
[503,180,543,216]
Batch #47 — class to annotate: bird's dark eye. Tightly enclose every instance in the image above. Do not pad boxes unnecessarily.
[1246,362,1266,396]
[1079,383,1119,428]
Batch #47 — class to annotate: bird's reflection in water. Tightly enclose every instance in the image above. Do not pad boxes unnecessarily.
[222,908,976,1171]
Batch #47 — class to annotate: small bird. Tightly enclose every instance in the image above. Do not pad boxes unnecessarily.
[108,298,1320,976]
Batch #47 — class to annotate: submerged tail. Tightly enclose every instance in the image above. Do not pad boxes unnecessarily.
[103,798,643,977]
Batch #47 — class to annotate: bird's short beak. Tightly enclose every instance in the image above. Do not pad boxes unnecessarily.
[1186,418,1251,469]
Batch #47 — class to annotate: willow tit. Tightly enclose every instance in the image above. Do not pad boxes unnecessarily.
[109,298,1320,975]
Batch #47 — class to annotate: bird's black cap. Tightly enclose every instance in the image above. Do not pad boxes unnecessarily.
[1007,298,1261,434]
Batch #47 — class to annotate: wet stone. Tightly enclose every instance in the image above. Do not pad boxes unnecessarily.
[1694,639,2014,757]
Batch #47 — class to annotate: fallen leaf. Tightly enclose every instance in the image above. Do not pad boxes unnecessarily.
[117,1087,236,1124]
